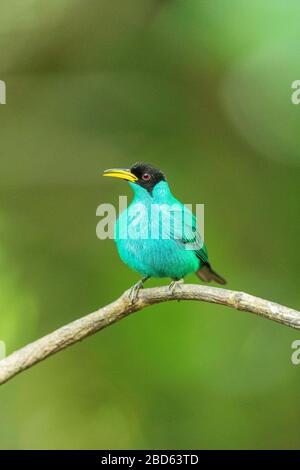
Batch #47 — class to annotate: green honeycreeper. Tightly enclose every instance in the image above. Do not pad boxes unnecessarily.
[103,163,226,301]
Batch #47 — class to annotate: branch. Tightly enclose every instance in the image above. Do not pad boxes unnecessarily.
[0,284,299,385]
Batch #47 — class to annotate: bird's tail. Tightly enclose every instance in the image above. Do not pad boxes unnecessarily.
[196,263,226,285]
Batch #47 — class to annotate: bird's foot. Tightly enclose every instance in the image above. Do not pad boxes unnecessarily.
[168,278,184,294]
[128,276,149,303]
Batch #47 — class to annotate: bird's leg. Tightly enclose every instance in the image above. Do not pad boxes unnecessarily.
[168,278,184,294]
[128,276,150,303]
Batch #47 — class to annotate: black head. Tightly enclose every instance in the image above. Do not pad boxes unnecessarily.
[130,162,166,194]
[102,162,166,194]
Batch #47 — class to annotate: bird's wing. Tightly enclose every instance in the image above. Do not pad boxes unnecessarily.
[160,202,208,264]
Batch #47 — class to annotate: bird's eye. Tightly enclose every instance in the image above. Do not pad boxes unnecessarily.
[142,173,151,181]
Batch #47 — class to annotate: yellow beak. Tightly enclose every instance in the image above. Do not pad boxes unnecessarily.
[102,168,138,183]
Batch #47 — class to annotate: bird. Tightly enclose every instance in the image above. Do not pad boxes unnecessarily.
[103,162,226,301]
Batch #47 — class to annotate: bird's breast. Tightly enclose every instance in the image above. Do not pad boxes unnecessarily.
[114,202,199,278]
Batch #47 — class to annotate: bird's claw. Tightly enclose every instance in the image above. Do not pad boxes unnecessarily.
[128,280,144,303]
[168,278,184,294]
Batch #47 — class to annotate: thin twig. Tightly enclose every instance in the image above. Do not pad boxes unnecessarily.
[0,284,299,385]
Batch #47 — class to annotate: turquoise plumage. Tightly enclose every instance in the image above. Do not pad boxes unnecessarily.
[103,163,225,299]
[116,180,202,278]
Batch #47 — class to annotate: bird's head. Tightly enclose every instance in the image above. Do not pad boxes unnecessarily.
[103,162,166,194]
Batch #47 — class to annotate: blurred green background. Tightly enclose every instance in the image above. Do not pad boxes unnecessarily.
[0,0,300,450]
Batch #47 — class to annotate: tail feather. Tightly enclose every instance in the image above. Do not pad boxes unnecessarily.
[196,263,226,285]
